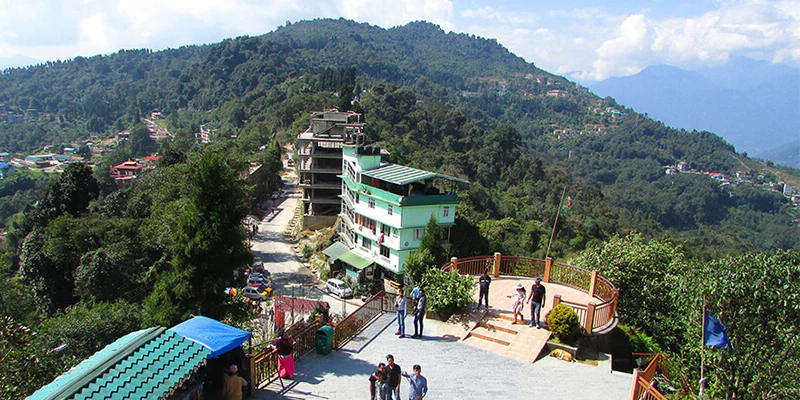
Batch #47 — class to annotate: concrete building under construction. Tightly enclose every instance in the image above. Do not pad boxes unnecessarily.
[296,109,365,229]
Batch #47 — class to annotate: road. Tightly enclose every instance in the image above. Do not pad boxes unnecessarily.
[249,153,361,327]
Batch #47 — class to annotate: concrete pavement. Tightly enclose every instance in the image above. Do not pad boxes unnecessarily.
[253,312,632,399]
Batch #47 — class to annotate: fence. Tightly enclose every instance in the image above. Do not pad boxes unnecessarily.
[333,291,393,348]
[249,321,320,391]
[443,253,619,334]
[628,353,670,400]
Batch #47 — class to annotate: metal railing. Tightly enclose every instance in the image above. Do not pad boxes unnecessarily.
[442,254,619,334]
[333,291,393,348]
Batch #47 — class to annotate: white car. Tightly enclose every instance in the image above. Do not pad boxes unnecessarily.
[242,286,267,301]
[325,278,353,298]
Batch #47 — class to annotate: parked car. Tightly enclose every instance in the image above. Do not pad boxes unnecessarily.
[242,286,267,301]
[247,275,269,286]
[325,278,353,298]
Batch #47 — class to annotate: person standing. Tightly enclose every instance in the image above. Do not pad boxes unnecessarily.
[385,354,402,400]
[507,283,526,324]
[478,271,491,309]
[222,365,248,400]
[412,289,427,338]
[402,364,428,399]
[373,371,391,400]
[369,363,386,400]
[395,289,408,338]
[527,277,546,328]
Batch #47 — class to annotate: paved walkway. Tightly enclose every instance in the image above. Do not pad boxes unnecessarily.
[253,313,631,399]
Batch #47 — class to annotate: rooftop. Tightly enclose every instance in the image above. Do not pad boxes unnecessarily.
[362,162,469,186]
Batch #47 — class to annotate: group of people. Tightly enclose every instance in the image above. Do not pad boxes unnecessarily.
[477,270,547,328]
[394,286,427,338]
[368,354,428,400]
[508,276,547,328]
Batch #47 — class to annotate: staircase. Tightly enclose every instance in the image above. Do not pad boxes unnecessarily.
[462,311,551,363]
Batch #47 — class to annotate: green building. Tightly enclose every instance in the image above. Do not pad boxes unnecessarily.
[332,145,467,282]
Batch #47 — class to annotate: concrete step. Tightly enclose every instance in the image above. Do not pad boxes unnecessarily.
[467,330,511,346]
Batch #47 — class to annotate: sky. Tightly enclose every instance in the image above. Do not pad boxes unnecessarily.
[0,0,798,81]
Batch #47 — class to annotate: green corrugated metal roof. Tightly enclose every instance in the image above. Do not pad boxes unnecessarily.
[361,164,436,185]
[28,328,210,400]
[338,250,373,270]
[362,163,469,185]
[322,241,349,261]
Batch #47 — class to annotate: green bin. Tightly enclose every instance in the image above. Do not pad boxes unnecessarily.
[316,325,334,355]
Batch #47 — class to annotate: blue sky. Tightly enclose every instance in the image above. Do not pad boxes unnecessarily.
[0,0,797,80]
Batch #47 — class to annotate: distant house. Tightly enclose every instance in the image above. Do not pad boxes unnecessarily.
[25,153,57,167]
[784,183,798,196]
[110,160,143,182]
[546,89,567,97]
[117,130,130,141]
[143,154,161,166]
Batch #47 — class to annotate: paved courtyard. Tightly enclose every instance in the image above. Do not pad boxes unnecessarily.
[253,312,631,399]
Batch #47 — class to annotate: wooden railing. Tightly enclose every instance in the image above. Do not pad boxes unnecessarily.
[249,321,320,390]
[333,291,392,348]
[629,353,670,400]
[443,253,619,334]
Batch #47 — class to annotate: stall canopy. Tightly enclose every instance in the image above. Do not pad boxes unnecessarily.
[168,316,251,358]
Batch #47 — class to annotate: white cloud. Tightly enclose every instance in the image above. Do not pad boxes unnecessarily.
[338,0,455,31]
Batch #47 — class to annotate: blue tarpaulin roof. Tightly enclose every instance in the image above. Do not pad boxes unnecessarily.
[168,316,251,358]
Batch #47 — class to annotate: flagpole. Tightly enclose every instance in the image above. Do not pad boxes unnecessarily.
[700,292,706,397]
[545,185,566,260]
[545,151,571,260]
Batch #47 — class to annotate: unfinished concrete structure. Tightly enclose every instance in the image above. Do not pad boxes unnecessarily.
[296,109,365,229]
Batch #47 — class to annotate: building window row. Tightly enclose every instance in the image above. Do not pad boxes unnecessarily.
[380,245,390,258]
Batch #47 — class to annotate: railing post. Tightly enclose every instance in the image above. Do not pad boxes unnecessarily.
[553,294,561,308]
[612,289,619,315]
[493,252,501,278]
[628,368,642,400]
[249,354,256,393]
[589,269,599,298]
[543,257,552,282]
[585,302,596,334]
[450,257,459,273]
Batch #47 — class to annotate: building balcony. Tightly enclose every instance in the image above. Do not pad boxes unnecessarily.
[298,181,341,189]
[296,151,343,159]
[298,165,342,174]
[301,197,341,205]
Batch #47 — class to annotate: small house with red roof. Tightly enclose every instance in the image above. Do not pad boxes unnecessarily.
[110,160,143,182]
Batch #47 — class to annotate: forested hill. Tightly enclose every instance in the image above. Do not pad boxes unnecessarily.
[0,18,798,258]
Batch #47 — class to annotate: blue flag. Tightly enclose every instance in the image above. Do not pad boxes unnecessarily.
[704,312,730,348]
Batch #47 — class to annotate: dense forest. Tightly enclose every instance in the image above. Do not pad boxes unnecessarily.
[1,19,797,259]
[0,18,798,398]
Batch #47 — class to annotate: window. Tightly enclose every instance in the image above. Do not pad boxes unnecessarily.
[414,229,424,240]
[380,245,390,258]
[392,228,398,237]
[387,205,393,215]
[356,194,360,203]
[381,224,391,236]
[443,206,450,217]
[362,237,371,250]
[368,198,375,208]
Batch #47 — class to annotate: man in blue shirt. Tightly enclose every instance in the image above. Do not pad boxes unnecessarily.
[402,364,428,399]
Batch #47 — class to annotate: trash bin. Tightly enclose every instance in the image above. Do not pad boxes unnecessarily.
[316,325,334,355]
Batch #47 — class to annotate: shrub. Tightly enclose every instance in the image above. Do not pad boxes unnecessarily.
[420,269,474,316]
[301,244,313,259]
[547,304,580,342]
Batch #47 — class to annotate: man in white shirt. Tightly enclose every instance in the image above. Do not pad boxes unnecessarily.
[395,289,408,338]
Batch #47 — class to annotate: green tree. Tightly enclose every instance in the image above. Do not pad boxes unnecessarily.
[683,251,800,399]
[419,215,446,267]
[36,300,143,361]
[128,123,158,158]
[570,233,688,350]
[403,248,434,286]
[142,148,252,326]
